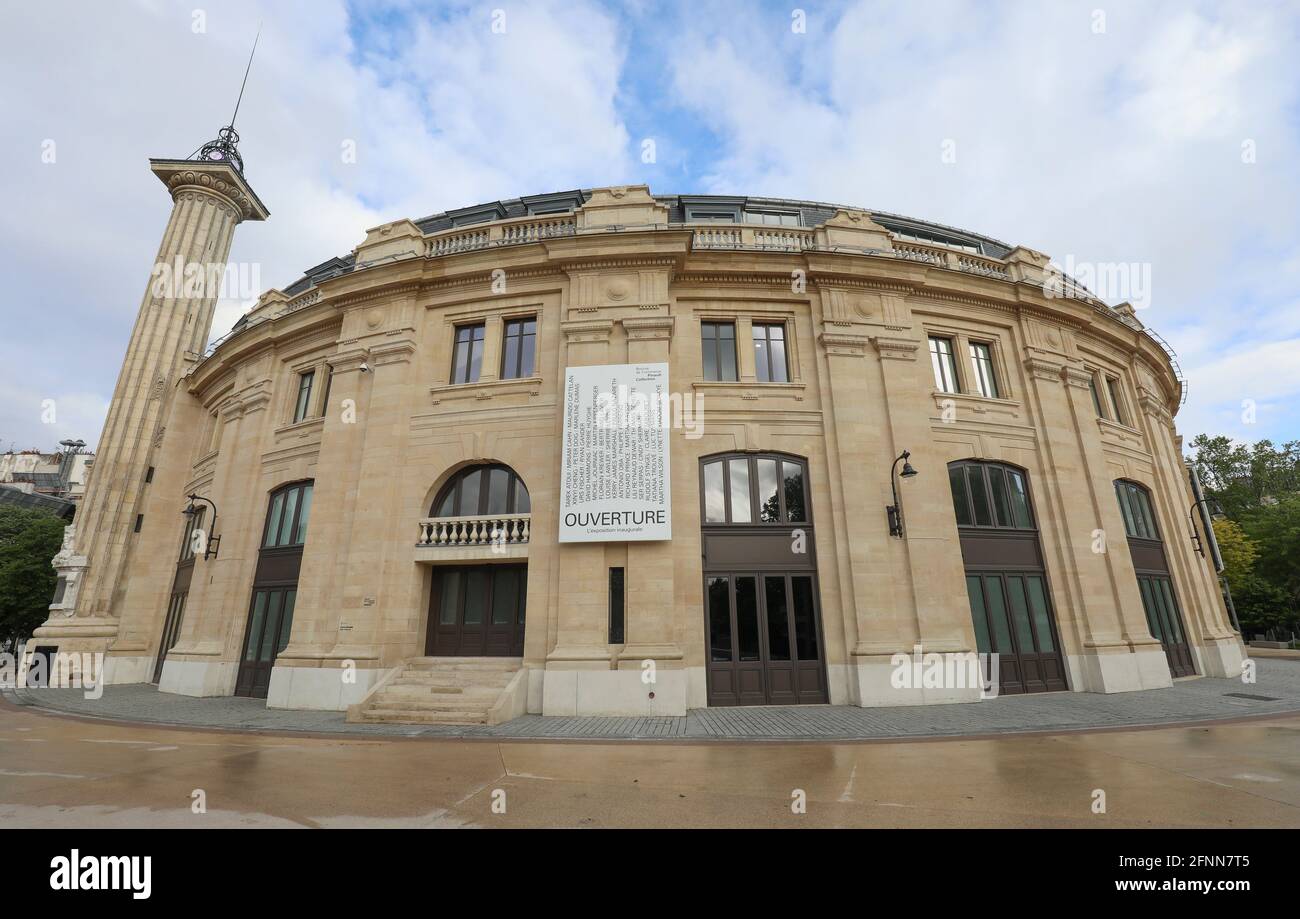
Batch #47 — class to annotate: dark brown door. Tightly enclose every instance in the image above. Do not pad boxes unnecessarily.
[704,571,827,706]
[964,571,1067,694]
[234,587,297,698]
[427,565,526,657]
[152,591,187,683]
[1137,572,1196,678]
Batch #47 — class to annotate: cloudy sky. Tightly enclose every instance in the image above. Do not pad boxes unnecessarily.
[2,0,1297,454]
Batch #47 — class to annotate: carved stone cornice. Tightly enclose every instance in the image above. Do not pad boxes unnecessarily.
[622,316,674,340]
[819,330,871,357]
[1061,365,1094,390]
[1023,356,1066,383]
[369,339,417,367]
[871,335,920,361]
[561,319,615,344]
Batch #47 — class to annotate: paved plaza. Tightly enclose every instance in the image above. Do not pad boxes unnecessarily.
[6,657,1298,741]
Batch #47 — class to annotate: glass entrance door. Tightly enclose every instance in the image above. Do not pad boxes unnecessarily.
[964,571,1067,694]
[234,587,297,698]
[705,572,826,706]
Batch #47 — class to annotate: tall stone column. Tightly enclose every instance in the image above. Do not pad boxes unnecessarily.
[36,155,267,682]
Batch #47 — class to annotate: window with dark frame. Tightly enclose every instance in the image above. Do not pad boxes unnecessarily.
[500,317,537,380]
[262,481,314,549]
[929,336,959,393]
[701,454,808,525]
[451,322,486,384]
[608,567,625,644]
[701,321,738,382]
[1089,375,1107,418]
[320,365,333,419]
[431,464,530,517]
[1106,376,1128,425]
[292,370,315,423]
[752,322,789,383]
[947,461,1035,530]
[1115,480,1159,540]
[968,342,1000,398]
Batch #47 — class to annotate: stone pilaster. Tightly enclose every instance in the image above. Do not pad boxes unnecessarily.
[1022,356,1171,692]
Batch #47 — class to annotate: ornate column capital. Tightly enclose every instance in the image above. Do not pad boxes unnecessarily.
[820,330,871,357]
[149,159,269,222]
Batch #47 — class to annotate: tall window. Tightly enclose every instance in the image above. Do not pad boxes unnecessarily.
[320,366,333,419]
[432,464,530,517]
[701,454,808,525]
[929,336,959,393]
[292,370,315,423]
[1115,480,1159,540]
[451,322,486,384]
[1106,376,1128,425]
[1089,375,1107,418]
[701,321,738,381]
[752,323,789,383]
[608,567,626,644]
[968,342,1000,398]
[501,317,537,379]
[262,481,314,548]
[948,461,1034,529]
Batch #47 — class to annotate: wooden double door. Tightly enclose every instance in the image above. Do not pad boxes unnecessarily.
[704,571,828,706]
[426,564,526,657]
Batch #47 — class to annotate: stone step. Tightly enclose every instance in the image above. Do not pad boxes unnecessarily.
[391,674,513,689]
[382,684,502,700]
[404,657,521,672]
[369,698,492,713]
[358,708,489,725]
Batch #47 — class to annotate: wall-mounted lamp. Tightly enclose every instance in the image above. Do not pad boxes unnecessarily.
[182,493,221,560]
[885,450,918,538]
[1187,494,1224,559]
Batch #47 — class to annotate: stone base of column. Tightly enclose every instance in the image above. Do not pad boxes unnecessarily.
[267,663,388,711]
[848,653,987,707]
[159,656,238,697]
[1198,636,1246,679]
[1065,643,1172,693]
[540,663,688,716]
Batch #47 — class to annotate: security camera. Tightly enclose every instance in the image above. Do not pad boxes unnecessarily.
[359,362,371,373]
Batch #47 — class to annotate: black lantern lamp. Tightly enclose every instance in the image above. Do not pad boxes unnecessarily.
[182,493,221,560]
[886,450,918,538]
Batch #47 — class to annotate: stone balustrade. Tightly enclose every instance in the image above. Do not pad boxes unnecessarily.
[417,513,531,547]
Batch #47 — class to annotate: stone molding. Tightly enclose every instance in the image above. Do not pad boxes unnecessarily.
[872,335,920,361]
[819,330,871,357]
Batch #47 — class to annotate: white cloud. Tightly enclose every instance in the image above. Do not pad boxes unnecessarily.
[0,0,631,451]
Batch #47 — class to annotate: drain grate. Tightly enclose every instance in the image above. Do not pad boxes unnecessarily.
[1223,692,1281,702]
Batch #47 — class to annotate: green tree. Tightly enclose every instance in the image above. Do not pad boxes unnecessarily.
[1189,434,1300,519]
[0,505,66,652]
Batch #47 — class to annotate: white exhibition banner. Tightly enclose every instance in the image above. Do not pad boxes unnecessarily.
[559,362,672,543]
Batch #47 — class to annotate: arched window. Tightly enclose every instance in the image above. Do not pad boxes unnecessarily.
[432,464,530,517]
[262,481,313,548]
[1114,479,1159,540]
[700,453,809,525]
[948,461,1034,530]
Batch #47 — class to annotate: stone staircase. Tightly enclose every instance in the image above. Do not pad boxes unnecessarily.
[347,657,526,726]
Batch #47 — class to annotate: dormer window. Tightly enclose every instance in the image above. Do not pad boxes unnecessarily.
[743,209,799,227]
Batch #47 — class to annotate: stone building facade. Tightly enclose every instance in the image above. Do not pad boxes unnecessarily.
[33,164,1243,721]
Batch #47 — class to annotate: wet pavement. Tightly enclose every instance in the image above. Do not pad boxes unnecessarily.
[7,655,1300,740]
[2,700,1297,828]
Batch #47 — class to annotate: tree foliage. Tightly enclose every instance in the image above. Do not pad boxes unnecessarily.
[0,504,66,651]
[1191,436,1300,635]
